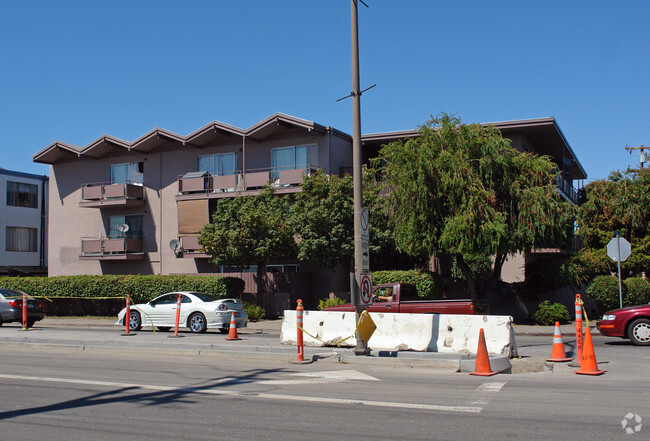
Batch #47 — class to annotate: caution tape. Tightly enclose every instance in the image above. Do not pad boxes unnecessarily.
[297,310,371,347]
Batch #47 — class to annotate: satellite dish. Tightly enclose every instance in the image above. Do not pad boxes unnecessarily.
[117,223,129,233]
[169,239,180,252]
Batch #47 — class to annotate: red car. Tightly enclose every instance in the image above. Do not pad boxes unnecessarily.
[597,304,650,346]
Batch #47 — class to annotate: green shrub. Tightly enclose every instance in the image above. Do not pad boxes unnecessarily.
[0,275,245,304]
[532,301,571,326]
[317,297,345,310]
[586,275,624,312]
[371,270,443,299]
[243,302,266,322]
[623,277,650,306]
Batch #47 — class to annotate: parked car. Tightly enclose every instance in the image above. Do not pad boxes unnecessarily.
[116,291,248,333]
[0,289,46,327]
[597,303,650,346]
[324,283,490,315]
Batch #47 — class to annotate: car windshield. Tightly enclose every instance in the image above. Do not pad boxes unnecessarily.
[191,292,221,303]
[0,289,27,299]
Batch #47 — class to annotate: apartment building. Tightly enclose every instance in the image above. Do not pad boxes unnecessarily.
[33,113,586,289]
[0,168,48,274]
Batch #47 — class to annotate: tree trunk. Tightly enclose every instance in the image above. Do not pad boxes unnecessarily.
[484,253,507,293]
[456,254,478,299]
[256,262,266,307]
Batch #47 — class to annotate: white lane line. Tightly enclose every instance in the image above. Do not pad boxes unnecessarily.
[0,373,482,413]
[468,381,507,405]
[289,369,381,381]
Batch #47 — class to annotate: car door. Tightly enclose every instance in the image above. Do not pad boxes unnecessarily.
[368,286,396,313]
[147,294,179,325]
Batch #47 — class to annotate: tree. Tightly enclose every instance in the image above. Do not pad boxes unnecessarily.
[290,170,354,270]
[374,113,576,298]
[198,187,296,298]
[575,168,650,278]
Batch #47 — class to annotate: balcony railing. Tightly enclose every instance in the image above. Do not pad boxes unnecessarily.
[177,165,318,196]
[556,174,578,204]
[80,236,145,260]
[80,181,145,207]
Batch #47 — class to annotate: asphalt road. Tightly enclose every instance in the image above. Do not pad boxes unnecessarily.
[0,324,648,440]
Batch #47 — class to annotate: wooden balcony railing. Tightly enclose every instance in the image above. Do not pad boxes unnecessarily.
[80,182,145,207]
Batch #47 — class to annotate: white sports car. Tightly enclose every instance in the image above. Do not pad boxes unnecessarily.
[116,291,248,334]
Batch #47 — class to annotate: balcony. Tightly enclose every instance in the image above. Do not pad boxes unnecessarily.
[80,236,145,260]
[177,165,318,201]
[556,174,578,204]
[80,181,145,208]
[177,235,210,258]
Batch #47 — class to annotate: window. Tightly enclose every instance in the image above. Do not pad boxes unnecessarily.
[6,181,38,208]
[271,144,317,178]
[109,162,143,185]
[198,153,237,176]
[108,215,143,239]
[6,227,37,252]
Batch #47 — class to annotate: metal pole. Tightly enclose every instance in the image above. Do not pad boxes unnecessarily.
[617,235,623,308]
[351,0,368,355]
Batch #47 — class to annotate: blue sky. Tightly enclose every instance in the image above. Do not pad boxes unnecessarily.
[2,1,649,181]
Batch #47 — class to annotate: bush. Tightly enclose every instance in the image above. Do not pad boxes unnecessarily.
[0,275,245,304]
[533,301,571,326]
[371,270,443,299]
[586,275,624,312]
[317,297,345,310]
[243,302,266,322]
[623,277,650,306]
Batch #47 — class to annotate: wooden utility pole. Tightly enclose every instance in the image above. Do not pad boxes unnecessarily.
[625,145,647,169]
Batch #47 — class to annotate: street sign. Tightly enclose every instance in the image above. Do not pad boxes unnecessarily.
[607,235,631,309]
[360,207,369,241]
[361,239,370,271]
[607,237,631,262]
[359,273,373,305]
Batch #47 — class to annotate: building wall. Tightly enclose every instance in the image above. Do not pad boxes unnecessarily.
[0,169,48,271]
[46,130,353,277]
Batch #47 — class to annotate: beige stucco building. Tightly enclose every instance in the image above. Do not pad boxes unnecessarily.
[34,113,586,292]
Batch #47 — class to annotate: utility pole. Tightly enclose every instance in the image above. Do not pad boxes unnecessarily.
[351,0,368,355]
[625,145,647,169]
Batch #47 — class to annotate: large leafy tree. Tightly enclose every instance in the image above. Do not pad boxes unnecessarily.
[290,170,354,269]
[375,113,576,298]
[198,187,296,295]
[575,168,650,278]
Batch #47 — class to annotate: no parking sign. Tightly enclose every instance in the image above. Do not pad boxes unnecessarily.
[360,273,373,305]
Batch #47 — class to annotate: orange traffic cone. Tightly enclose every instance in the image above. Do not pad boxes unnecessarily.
[470,328,498,376]
[575,327,604,375]
[225,311,241,341]
[546,321,572,362]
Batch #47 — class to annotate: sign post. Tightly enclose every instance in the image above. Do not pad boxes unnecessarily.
[607,232,631,309]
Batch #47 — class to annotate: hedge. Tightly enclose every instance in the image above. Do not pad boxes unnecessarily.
[0,275,245,304]
[372,270,443,299]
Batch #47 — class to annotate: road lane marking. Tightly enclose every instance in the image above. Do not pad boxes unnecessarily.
[289,369,380,381]
[0,373,482,413]
[468,381,508,405]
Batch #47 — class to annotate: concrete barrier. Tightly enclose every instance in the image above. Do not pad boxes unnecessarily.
[281,311,517,356]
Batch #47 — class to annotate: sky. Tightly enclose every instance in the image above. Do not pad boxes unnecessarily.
[1,0,649,182]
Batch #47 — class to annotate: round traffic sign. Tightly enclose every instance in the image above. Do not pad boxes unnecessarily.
[360,274,373,305]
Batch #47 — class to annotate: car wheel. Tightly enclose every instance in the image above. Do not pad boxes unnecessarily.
[26,320,36,328]
[188,312,207,333]
[157,326,171,332]
[219,327,229,334]
[0,315,3,326]
[628,318,650,346]
[128,311,142,332]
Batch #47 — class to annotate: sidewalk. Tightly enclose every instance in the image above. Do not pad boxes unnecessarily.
[0,317,592,374]
[37,317,594,336]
